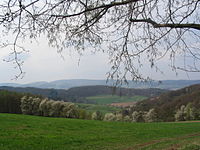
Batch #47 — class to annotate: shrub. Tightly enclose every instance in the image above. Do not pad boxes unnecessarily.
[123,115,131,122]
[132,111,145,122]
[144,109,158,122]
[92,112,98,120]
[103,113,116,121]
[184,103,195,120]
[85,112,92,120]
[31,97,43,116]
[61,103,79,118]
[115,113,123,122]
[43,99,54,117]
[92,111,103,120]
[50,101,64,117]
[39,98,49,116]
[21,96,33,115]
[175,105,186,121]
[78,109,88,119]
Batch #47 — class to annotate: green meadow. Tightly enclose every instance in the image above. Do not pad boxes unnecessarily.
[77,95,147,114]
[77,103,121,114]
[86,95,147,105]
[1,113,200,150]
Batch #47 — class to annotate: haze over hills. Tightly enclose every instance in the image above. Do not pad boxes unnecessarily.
[1,79,200,90]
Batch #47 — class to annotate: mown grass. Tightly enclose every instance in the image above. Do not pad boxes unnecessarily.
[1,114,200,150]
[77,103,121,114]
[86,95,147,105]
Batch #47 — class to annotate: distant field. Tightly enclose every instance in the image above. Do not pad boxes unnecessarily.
[1,114,200,150]
[86,95,147,105]
[77,103,121,114]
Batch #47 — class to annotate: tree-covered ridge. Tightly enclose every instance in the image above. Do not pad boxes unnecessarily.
[125,84,200,122]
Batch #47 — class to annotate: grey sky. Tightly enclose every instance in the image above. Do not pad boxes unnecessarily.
[0,36,200,84]
[0,37,109,83]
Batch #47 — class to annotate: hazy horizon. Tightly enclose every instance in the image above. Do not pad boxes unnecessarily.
[1,78,200,85]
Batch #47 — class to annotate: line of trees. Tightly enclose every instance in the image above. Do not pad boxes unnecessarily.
[20,96,161,122]
[118,103,200,123]
[106,105,200,123]
[21,96,79,118]
[20,96,104,120]
[103,108,158,122]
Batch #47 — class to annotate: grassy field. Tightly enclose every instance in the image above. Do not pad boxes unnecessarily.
[77,103,121,114]
[1,114,200,150]
[78,95,147,113]
[86,95,147,105]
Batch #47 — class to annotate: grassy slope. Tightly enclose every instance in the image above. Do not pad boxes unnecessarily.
[1,114,200,150]
[86,95,147,105]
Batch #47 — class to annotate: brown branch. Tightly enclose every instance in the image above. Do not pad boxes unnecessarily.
[130,18,200,30]
[51,0,141,18]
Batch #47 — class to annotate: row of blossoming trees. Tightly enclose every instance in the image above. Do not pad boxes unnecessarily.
[20,96,200,122]
[21,96,79,118]
[20,96,159,122]
[20,96,112,120]
[122,103,200,122]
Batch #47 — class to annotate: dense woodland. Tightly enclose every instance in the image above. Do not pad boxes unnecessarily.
[0,90,23,114]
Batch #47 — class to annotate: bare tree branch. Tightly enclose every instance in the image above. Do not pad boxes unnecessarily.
[130,18,200,30]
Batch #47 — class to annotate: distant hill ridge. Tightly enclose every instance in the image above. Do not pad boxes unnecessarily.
[0,85,167,103]
[1,79,200,90]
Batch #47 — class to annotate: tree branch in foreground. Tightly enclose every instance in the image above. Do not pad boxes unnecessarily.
[130,18,200,30]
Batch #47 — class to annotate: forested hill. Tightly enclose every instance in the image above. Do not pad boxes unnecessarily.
[66,86,168,97]
[128,84,200,121]
[0,85,167,103]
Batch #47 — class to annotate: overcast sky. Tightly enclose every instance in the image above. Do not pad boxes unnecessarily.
[0,35,200,84]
